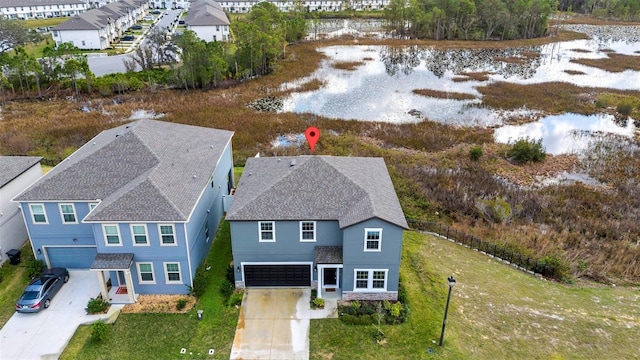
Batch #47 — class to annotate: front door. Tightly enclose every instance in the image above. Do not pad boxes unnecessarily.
[117,271,126,287]
[323,268,337,287]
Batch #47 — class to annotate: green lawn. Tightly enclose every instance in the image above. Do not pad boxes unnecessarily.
[0,244,36,328]
[60,221,239,360]
[22,18,67,29]
[310,231,640,359]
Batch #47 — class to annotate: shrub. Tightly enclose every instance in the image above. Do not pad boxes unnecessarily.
[190,265,208,297]
[469,145,483,161]
[616,98,636,116]
[228,291,244,307]
[341,314,375,325]
[220,279,234,299]
[91,321,109,342]
[508,137,546,163]
[176,298,188,310]
[313,297,325,308]
[86,297,110,314]
[25,259,45,279]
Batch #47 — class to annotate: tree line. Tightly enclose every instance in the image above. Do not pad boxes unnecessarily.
[558,0,640,20]
[383,0,555,40]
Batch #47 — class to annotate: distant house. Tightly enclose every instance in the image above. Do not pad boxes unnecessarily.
[185,0,230,42]
[0,157,42,265]
[51,0,148,50]
[14,119,234,303]
[0,0,88,20]
[227,156,408,300]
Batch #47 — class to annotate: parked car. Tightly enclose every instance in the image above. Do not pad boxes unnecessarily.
[130,25,143,30]
[15,268,69,313]
[121,35,135,41]
[178,20,185,25]
[152,10,162,14]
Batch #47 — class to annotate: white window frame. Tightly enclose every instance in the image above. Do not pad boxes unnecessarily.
[29,203,48,224]
[363,228,383,252]
[353,269,388,292]
[163,262,182,284]
[299,221,316,242]
[136,262,155,284]
[102,224,121,246]
[59,203,77,224]
[258,221,275,242]
[158,224,177,246]
[130,224,149,246]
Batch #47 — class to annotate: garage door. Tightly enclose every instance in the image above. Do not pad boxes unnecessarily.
[46,247,97,269]
[244,264,311,287]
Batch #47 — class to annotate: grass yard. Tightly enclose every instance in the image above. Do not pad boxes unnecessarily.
[310,231,640,359]
[0,244,35,327]
[60,221,239,360]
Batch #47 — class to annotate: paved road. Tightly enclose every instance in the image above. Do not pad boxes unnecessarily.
[88,9,182,77]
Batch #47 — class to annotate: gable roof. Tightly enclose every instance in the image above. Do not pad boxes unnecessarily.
[226,156,408,229]
[14,119,233,222]
[185,0,229,26]
[52,0,144,31]
[0,156,41,189]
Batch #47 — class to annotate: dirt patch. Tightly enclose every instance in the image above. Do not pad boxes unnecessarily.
[121,294,196,314]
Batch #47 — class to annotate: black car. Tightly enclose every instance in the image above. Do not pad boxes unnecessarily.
[152,10,162,14]
[121,35,135,41]
[130,25,143,30]
[16,268,69,313]
[178,20,185,25]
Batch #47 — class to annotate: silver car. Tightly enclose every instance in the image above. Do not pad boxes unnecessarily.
[15,268,69,313]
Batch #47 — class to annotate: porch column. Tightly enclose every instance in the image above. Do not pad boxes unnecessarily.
[317,265,324,299]
[124,269,136,303]
[96,271,109,301]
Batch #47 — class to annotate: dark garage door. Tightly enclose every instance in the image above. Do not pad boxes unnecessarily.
[46,246,97,269]
[244,264,311,287]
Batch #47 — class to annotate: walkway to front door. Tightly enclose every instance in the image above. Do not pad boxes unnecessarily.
[230,289,310,360]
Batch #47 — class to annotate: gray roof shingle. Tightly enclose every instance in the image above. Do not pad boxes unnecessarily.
[0,156,41,189]
[226,156,408,229]
[90,253,134,270]
[186,0,229,26]
[14,119,233,222]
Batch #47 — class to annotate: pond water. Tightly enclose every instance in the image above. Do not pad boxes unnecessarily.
[281,25,640,155]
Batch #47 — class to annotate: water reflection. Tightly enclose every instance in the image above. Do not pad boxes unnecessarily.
[494,113,636,155]
[281,29,640,153]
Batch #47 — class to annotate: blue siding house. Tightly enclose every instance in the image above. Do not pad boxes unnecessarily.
[226,156,408,301]
[13,119,234,303]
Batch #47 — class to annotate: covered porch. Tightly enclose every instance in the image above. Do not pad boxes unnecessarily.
[90,253,137,304]
[315,246,343,300]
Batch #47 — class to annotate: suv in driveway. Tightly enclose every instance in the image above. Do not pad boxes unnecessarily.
[15,268,69,313]
[121,35,135,41]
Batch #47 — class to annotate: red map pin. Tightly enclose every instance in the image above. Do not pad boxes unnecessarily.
[305,126,320,152]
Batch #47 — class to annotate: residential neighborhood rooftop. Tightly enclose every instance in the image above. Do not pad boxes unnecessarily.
[226,156,409,229]
[14,119,233,222]
[0,0,83,6]
[186,0,230,26]
[0,156,42,189]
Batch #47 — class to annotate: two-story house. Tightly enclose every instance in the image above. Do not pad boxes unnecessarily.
[14,119,234,303]
[185,0,231,42]
[226,156,408,300]
[0,156,42,265]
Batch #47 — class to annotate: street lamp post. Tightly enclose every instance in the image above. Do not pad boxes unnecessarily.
[438,276,456,346]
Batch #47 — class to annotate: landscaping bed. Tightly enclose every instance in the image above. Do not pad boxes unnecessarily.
[121,294,196,314]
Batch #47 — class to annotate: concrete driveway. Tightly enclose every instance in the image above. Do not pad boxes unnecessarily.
[0,270,104,359]
[231,289,311,360]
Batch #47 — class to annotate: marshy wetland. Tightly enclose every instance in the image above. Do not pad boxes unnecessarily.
[1,24,640,284]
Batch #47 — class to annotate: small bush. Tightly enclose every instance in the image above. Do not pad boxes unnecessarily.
[508,137,546,163]
[86,297,110,314]
[220,279,234,299]
[313,297,325,308]
[25,259,45,279]
[91,320,109,342]
[228,291,244,307]
[176,298,188,310]
[190,265,208,297]
[616,98,635,116]
[469,145,483,161]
